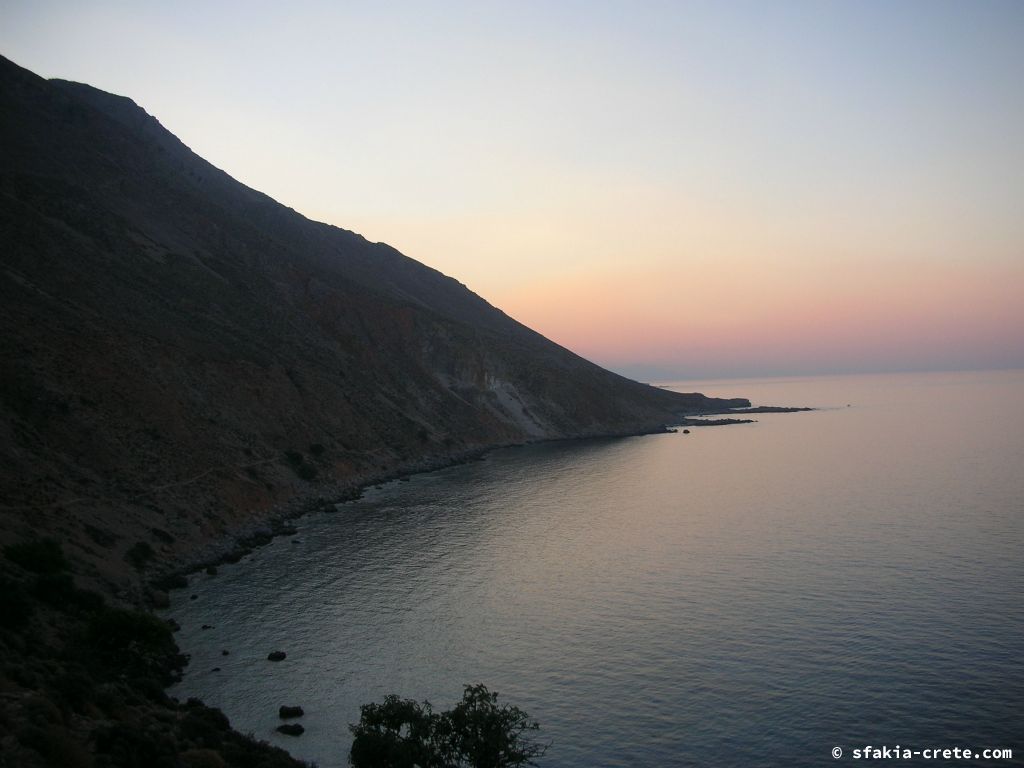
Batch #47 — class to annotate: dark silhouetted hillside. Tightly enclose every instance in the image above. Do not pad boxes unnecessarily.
[0,53,752,768]
[0,53,745,590]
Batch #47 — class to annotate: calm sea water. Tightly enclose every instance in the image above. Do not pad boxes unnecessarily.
[167,370,1024,767]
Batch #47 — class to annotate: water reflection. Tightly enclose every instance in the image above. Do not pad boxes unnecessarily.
[168,371,1024,767]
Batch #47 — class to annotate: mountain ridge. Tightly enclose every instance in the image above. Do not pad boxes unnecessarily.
[0,53,747,595]
[0,52,754,768]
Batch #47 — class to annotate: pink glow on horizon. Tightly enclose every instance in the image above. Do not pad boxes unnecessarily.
[493,259,1024,376]
[7,2,1021,378]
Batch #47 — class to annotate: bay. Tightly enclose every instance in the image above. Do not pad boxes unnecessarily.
[167,370,1024,766]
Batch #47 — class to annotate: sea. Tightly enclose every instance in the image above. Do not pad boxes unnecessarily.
[166,370,1024,767]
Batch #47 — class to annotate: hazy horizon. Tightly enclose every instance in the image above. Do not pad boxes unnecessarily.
[3,1,1022,380]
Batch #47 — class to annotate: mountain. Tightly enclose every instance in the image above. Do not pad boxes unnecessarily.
[0,53,746,592]
[0,53,753,768]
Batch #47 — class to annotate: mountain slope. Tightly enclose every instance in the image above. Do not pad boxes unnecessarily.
[0,54,747,592]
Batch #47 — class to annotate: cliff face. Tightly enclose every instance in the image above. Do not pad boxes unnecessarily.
[0,55,747,592]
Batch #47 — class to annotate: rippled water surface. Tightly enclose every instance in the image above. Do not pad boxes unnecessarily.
[167,371,1024,766]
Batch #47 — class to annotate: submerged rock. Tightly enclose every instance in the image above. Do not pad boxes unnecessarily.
[279,705,304,719]
[267,651,287,662]
[277,723,304,736]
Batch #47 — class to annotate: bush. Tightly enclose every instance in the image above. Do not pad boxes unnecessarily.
[31,572,77,606]
[350,684,547,768]
[85,606,184,686]
[181,748,227,768]
[152,573,188,591]
[179,702,231,748]
[295,462,318,480]
[38,724,92,768]
[150,528,175,544]
[125,541,156,570]
[93,722,179,768]
[283,450,318,480]
[350,696,441,768]
[4,539,69,574]
[444,684,546,768]
[0,578,34,628]
[50,666,94,713]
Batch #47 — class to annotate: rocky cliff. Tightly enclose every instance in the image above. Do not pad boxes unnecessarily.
[0,54,747,593]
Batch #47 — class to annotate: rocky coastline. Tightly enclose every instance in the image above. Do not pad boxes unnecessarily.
[148,415,752,604]
[0,53,772,767]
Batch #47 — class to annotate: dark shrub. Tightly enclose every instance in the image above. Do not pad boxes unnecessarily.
[125,541,156,569]
[69,587,105,612]
[180,748,227,768]
[295,462,318,480]
[93,722,179,768]
[0,578,34,628]
[150,528,174,544]
[4,539,69,573]
[284,450,318,480]
[40,724,91,768]
[350,695,441,768]
[50,666,95,712]
[86,606,184,686]
[179,703,231,748]
[31,572,77,606]
[350,684,547,768]
[84,523,120,547]
[30,574,102,613]
[152,573,188,591]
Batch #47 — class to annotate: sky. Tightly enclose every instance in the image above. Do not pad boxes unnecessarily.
[2,0,1023,380]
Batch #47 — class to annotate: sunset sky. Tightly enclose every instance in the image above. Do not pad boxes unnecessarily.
[3,1,1023,380]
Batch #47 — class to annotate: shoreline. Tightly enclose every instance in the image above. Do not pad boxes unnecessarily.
[148,421,682,600]
[150,404,813,603]
[157,400,810,765]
